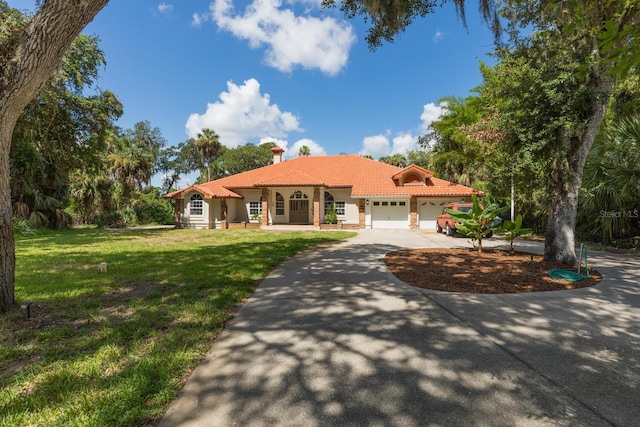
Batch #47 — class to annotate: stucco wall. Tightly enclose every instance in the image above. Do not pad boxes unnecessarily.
[323,188,359,224]
[182,190,209,229]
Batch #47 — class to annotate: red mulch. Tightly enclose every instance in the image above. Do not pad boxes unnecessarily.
[384,248,602,294]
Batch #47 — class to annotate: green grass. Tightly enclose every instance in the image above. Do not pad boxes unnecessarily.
[1,228,355,426]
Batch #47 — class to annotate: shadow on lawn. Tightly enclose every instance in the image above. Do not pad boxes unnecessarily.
[159,239,640,427]
[3,233,351,425]
[14,226,175,248]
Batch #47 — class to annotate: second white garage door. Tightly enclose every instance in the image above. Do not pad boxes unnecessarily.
[418,198,459,230]
[371,200,409,229]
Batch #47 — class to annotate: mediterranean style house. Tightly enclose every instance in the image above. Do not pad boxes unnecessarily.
[164,147,483,230]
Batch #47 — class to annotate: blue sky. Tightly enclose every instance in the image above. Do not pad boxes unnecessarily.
[8,0,495,160]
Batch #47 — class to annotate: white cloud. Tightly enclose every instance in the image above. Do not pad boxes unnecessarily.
[391,133,418,155]
[358,134,391,159]
[185,78,301,147]
[357,132,418,159]
[205,0,356,75]
[355,102,446,159]
[420,102,447,133]
[259,137,289,153]
[192,12,207,27]
[257,137,326,158]
[157,3,173,15]
[432,29,445,43]
[289,138,327,158]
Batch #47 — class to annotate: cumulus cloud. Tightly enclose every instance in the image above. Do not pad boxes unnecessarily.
[196,0,356,75]
[185,78,301,147]
[259,137,290,152]
[357,102,444,158]
[192,11,207,27]
[289,138,327,158]
[158,3,173,14]
[257,137,326,158]
[357,132,418,159]
[420,102,447,133]
[358,134,391,159]
[391,133,418,155]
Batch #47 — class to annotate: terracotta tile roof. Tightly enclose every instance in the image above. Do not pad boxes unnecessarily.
[391,164,433,181]
[255,170,326,187]
[163,183,242,199]
[165,155,482,199]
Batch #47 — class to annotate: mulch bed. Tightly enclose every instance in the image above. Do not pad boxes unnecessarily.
[384,248,602,294]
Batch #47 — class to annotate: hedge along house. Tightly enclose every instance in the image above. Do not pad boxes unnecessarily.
[164,147,483,230]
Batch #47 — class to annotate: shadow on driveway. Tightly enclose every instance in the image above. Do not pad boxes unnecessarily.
[160,230,639,427]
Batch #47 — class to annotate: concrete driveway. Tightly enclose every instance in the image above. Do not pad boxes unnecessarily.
[159,230,640,427]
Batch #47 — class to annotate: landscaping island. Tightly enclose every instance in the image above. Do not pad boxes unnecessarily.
[385,248,602,293]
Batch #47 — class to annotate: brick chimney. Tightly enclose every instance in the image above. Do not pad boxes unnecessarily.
[271,146,285,164]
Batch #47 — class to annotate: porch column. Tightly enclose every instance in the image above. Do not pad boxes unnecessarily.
[410,196,418,230]
[173,199,183,228]
[221,198,228,229]
[358,199,365,229]
[261,188,269,226]
[313,187,320,227]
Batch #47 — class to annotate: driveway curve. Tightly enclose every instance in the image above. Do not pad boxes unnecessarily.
[160,230,640,427]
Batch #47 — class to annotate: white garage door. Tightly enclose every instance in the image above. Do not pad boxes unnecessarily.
[371,200,409,229]
[419,199,456,230]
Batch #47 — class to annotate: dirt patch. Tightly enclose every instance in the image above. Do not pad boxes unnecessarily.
[107,281,158,299]
[385,248,602,293]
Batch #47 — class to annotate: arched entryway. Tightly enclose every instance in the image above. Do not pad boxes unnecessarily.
[289,190,309,224]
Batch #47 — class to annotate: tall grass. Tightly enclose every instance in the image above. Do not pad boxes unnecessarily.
[0,228,355,426]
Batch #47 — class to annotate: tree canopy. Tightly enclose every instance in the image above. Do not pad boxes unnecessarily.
[210,142,276,180]
[322,0,500,50]
[10,33,122,228]
[1,0,111,312]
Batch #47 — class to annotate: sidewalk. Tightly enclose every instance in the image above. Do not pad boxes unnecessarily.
[159,230,640,426]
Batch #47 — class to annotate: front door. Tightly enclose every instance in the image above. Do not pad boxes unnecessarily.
[289,199,309,224]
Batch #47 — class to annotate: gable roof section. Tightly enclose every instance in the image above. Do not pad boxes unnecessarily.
[391,164,434,183]
[165,155,482,199]
[164,183,242,199]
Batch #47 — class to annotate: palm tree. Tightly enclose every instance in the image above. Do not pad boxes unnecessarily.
[194,128,221,181]
[70,172,100,224]
[379,154,407,168]
[107,135,153,203]
[578,117,640,242]
[298,145,311,157]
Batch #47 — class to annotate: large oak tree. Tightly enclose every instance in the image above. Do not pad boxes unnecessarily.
[1,0,110,313]
[327,0,638,264]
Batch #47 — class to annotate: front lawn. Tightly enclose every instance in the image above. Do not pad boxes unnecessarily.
[0,228,355,426]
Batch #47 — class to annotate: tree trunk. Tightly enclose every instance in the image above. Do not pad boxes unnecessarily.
[544,73,613,264]
[0,122,16,313]
[0,0,110,313]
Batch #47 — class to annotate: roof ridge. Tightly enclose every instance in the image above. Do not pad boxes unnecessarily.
[255,169,325,186]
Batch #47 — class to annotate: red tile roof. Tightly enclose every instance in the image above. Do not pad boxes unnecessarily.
[255,170,326,187]
[165,155,482,199]
[391,164,434,181]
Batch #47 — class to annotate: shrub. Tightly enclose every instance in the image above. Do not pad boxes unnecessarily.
[96,211,124,228]
[133,187,174,225]
[324,206,338,224]
[12,217,37,236]
[446,195,508,253]
[495,214,533,252]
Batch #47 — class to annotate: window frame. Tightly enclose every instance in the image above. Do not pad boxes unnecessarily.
[275,192,285,216]
[189,193,204,216]
[324,191,345,218]
[334,201,346,218]
[249,201,262,216]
